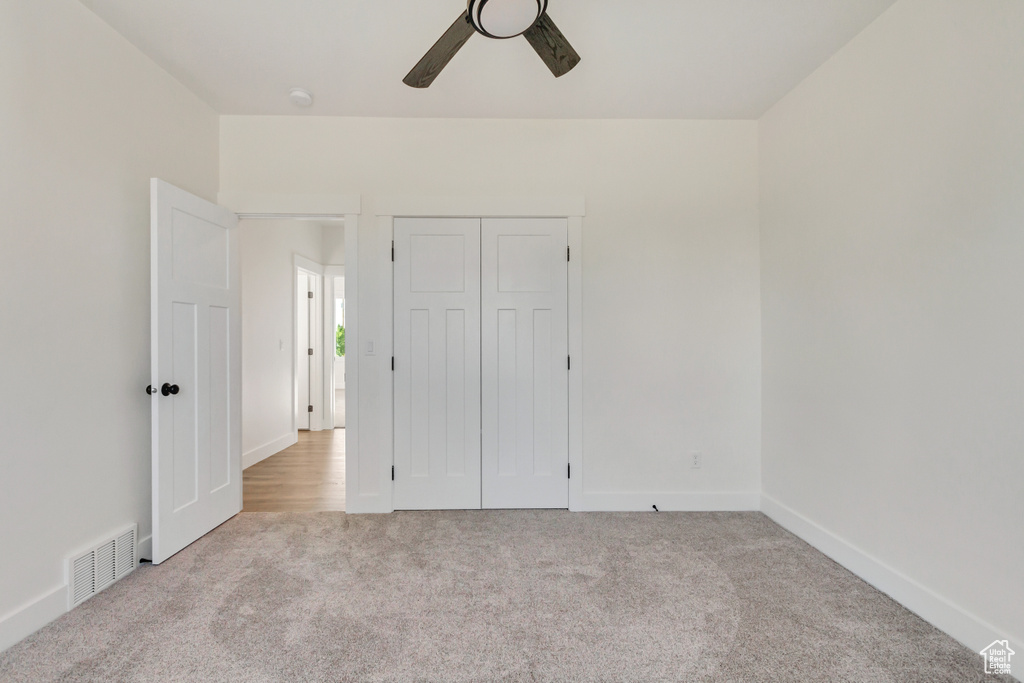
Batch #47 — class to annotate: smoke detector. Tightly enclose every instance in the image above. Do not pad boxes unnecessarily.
[289,88,314,108]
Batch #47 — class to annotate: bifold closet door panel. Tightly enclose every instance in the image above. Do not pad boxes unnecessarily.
[481,218,569,509]
[393,218,482,510]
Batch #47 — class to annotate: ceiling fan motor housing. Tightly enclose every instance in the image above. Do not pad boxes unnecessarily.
[468,0,548,39]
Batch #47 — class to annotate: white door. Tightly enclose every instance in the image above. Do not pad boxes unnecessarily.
[481,218,569,508]
[151,179,241,564]
[297,271,311,430]
[393,218,481,509]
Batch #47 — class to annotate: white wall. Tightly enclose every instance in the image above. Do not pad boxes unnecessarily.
[220,117,762,511]
[239,220,325,467]
[760,0,1024,653]
[0,0,218,651]
[322,224,346,266]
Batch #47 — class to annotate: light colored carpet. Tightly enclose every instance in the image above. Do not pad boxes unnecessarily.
[0,512,1006,682]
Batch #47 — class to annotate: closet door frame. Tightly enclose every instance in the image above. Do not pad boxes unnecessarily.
[376,197,584,513]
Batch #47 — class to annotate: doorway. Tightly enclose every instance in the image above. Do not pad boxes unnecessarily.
[149,183,359,561]
[238,218,347,511]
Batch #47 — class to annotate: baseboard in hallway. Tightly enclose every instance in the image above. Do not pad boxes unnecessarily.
[243,432,298,469]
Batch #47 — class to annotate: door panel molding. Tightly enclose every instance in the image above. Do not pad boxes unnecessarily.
[481,218,569,509]
[393,218,482,510]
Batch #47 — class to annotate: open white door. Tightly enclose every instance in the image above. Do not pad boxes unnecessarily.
[150,179,241,564]
[297,270,312,430]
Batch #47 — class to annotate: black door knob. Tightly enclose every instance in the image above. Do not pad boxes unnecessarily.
[161,383,180,396]
[146,385,155,395]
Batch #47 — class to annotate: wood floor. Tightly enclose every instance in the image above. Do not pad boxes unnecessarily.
[242,429,345,512]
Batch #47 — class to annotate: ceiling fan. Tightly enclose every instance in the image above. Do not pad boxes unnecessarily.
[404,0,581,88]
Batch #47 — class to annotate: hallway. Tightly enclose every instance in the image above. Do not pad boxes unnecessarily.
[242,429,345,512]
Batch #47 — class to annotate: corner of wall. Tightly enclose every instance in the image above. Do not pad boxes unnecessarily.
[761,494,1022,660]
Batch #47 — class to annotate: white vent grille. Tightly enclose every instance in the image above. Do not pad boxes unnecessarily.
[72,552,95,605]
[116,530,135,575]
[96,540,116,589]
[68,524,138,609]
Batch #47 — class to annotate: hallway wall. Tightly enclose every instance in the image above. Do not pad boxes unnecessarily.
[239,220,326,467]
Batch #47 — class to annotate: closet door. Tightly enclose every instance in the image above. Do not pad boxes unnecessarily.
[481,218,569,508]
[393,218,481,509]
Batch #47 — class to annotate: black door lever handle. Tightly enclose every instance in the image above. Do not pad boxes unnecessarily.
[161,383,179,396]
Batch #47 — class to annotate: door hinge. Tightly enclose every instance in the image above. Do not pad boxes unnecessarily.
[308,291,313,299]
[308,405,313,413]
[391,356,395,371]
[567,246,570,262]
[568,355,571,370]
[392,466,395,481]
[568,463,571,479]
[308,348,313,356]
[391,241,395,262]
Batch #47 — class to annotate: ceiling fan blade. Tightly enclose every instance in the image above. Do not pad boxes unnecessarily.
[522,12,580,78]
[403,11,476,88]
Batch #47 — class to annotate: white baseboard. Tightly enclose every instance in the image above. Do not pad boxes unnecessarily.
[372,492,760,514]
[761,494,1022,674]
[243,432,298,470]
[345,494,392,515]
[581,491,760,512]
[0,585,66,654]
[138,534,152,562]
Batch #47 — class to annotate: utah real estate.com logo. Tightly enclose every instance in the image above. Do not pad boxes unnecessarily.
[980,640,1014,676]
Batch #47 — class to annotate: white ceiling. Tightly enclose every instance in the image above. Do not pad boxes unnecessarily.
[79,0,896,119]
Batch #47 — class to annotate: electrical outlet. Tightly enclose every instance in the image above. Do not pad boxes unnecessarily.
[691,451,702,469]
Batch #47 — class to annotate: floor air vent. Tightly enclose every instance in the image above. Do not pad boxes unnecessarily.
[68,524,138,609]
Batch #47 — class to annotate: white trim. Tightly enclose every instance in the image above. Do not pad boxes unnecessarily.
[567,217,584,511]
[324,266,345,429]
[294,255,325,276]
[761,494,1023,661]
[310,269,324,431]
[342,214,362,512]
[582,491,761,511]
[379,216,395,512]
[243,432,298,469]
[289,258,302,432]
[376,195,586,218]
[0,585,66,654]
[294,257,326,432]
[138,534,152,562]
[218,192,361,216]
